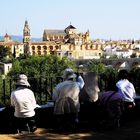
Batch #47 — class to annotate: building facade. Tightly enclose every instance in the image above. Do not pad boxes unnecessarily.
[0,20,140,60]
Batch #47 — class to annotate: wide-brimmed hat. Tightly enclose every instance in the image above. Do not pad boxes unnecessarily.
[16,74,30,87]
[62,68,76,80]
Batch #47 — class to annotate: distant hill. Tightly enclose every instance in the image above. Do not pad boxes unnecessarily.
[0,35,42,42]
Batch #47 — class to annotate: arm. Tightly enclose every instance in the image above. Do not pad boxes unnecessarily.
[11,93,15,107]
[52,88,59,101]
[77,75,85,89]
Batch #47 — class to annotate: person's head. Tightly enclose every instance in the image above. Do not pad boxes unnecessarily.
[62,68,76,81]
[16,74,30,88]
[118,69,128,80]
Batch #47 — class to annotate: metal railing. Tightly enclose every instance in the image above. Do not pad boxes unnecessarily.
[0,75,139,106]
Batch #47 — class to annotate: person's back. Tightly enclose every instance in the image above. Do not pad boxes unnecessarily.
[116,70,136,107]
[116,70,136,122]
[53,80,80,114]
[99,90,124,128]
[52,68,84,130]
[11,87,36,118]
[11,74,37,133]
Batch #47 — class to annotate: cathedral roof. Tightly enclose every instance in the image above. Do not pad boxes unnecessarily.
[65,25,76,30]
[44,29,66,36]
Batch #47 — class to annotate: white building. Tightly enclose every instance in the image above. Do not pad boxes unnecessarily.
[0,62,12,75]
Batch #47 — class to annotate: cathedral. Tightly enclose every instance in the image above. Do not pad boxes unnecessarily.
[0,21,102,59]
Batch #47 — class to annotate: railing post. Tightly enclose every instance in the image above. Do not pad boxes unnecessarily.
[9,79,12,95]
[3,79,6,105]
[39,77,42,104]
[50,77,53,99]
[44,77,48,102]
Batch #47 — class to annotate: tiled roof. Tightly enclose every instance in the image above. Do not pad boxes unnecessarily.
[65,25,76,30]
[0,41,22,46]
[44,30,66,36]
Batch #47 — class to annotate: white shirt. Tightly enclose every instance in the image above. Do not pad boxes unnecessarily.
[116,79,136,102]
[11,87,37,118]
[52,76,84,113]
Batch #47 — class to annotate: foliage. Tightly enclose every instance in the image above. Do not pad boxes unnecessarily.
[130,53,137,58]
[87,60,106,74]
[7,55,76,104]
[0,45,10,61]
[130,68,140,95]
[8,55,76,78]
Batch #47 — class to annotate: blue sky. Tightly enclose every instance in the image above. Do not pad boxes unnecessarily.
[0,0,140,40]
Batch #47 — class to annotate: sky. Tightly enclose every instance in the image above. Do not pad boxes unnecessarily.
[0,0,140,40]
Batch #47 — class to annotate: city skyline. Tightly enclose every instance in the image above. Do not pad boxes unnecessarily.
[0,0,140,40]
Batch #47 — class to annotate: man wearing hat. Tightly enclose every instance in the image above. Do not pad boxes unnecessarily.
[11,74,37,133]
[52,68,84,130]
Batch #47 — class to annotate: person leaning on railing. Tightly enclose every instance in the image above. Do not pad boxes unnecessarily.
[52,68,84,130]
[116,69,136,121]
[11,74,37,133]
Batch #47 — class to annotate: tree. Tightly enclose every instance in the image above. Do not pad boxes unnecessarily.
[0,45,10,61]
[8,55,76,103]
[8,55,76,78]
[130,53,137,58]
[87,61,106,74]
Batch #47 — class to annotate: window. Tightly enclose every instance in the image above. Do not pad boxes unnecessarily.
[43,46,47,50]
[55,46,59,50]
[37,46,41,50]
[32,46,35,50]
[44,51,47,55]
[49,46,53,50]
[38,51,41,55]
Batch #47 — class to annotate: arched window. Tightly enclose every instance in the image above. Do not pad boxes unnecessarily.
[38,51,41,55]
[32,46,35,50]
[44,51,47,55]
[55,46,59,50]
[37,46,41,50]
[43,46,47,50]
[49,46,53,50]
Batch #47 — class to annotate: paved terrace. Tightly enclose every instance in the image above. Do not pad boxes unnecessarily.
[0,120,140,140]
[0,96,140,140]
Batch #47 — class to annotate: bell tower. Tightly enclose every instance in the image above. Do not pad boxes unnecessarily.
[23,20,31,54]
[23,20,31,43]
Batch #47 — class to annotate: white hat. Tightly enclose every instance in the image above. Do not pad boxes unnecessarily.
[63,68,76,80]
[16,74,30,87]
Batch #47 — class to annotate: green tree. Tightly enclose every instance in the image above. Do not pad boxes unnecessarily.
[87,61,106,74]
[130,53,137,58]
[8,55,76,79]
[0,45,10,61]
[8,55,76,104]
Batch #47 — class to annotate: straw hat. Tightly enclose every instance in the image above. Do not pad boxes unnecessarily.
[63,68,76,80]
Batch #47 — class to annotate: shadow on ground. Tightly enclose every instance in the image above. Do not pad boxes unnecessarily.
[0,120,139,140]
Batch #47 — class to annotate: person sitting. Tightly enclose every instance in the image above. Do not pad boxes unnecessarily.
[79,72,100,127]
[116,69,136,121]
[99,89,124,128]
[52,68,84,131]
[11,74,37,133]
